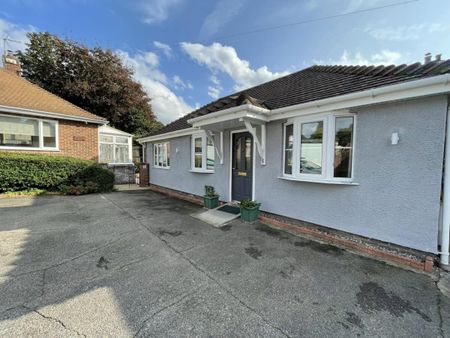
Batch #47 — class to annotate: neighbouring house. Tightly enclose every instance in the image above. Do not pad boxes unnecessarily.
[0,54,133,174]
[138,54,450,271]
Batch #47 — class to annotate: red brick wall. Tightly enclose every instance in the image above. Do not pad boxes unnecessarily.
[57,120,99,160]
[1,116,99,161]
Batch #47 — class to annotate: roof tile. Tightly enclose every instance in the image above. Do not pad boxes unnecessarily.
[0,68,106,122]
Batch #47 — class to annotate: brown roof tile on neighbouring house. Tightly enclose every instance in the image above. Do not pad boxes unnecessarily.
[150,59,450,137]
[0,68,106,122]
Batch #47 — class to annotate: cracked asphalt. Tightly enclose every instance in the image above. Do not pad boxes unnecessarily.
[0,190,449,337]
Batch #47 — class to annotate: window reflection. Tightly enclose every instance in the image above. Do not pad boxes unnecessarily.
[300,121,323,174]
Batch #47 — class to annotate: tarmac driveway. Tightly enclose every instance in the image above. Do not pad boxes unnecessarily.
[0,190,449,337]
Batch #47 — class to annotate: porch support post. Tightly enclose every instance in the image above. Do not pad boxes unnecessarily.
[243,120,266,165]
[205,130,223,165]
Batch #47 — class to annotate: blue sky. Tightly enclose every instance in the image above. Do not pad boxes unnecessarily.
[1,0,449,123]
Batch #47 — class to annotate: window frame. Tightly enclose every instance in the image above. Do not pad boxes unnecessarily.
[0,114,59,151]
[99,133,132,164]
[190,132,215,173]
[282,112,356,183]
[153,141,170,169]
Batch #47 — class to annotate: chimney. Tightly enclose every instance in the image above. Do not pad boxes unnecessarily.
[2,51,21,76]
[436,53,442,61]
[424,52,432,64]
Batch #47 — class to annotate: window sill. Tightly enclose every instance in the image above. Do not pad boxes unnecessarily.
[278,176,359,185]
[189,169,215,174]
[153,166,170,170]
[0,146,59,152]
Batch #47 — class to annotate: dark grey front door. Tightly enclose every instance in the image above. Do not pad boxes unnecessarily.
[232,132,253,201]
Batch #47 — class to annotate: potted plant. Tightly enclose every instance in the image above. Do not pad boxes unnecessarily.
[240,199,261,222]
[203,185,219,209]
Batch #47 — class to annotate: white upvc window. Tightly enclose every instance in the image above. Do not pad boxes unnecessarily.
[99,134,132,164]
[191,133,214,172]
[282,112,355,183]
[0,114,58,150]
[153,142,170,168]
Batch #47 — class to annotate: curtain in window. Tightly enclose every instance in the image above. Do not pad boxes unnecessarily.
[100,143,114,163]
[115,144,129,163]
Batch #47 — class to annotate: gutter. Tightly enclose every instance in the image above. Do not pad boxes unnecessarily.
[0,104,107,125]
[137,127,198,143]
[441,104,450,269]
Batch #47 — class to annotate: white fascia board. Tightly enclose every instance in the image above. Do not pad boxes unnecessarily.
[137,127,198,144]
[0,104,107,125]
[187,104,270,124]
[269,74,450,121]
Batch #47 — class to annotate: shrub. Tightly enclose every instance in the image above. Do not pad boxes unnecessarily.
[0,152,115,195]
[239,199,261,209]
[0,152,90,192]
[204,185,218,198]
[61,165,115,195]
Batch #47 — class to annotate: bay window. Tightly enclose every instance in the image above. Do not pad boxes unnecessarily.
[282,113,355,182]
[0,114,57,150]
[191,133,214,172]
[153,142,170,168]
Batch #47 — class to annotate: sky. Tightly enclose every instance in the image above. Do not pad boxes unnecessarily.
[0,0,449,124]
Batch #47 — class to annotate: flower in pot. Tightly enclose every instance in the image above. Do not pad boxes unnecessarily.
[203,185,219,209]
[239,199,261,222]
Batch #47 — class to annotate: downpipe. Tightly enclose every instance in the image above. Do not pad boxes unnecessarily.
[441,106,450,268]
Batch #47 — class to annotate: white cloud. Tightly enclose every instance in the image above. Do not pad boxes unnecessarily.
[172,75,193,90]
[116,50,192,124]
[314,50,404,66]
[153,41,172,57]
[199,0,248,40]
[207,75,222,99]
[0,18,34,56]
[138,0,183,24]
[180,42,290,91]
[366,23,450,41]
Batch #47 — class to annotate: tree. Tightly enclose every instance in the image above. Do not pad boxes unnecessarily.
[18,32,163,136]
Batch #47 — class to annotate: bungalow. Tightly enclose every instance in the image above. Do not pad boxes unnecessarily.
[0,53,133,165]
[138,55,450,271]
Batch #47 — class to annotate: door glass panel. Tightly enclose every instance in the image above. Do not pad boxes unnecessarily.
[334,117,353,178]
[234,137,242,170]
[284,124,293,174]
[245,137,251,170]
[300,121,323,175]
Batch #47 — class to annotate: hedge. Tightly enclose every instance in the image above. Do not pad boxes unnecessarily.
[0,152,114,195]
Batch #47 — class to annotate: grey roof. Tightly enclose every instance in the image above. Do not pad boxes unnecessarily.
[150,59,450,136]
